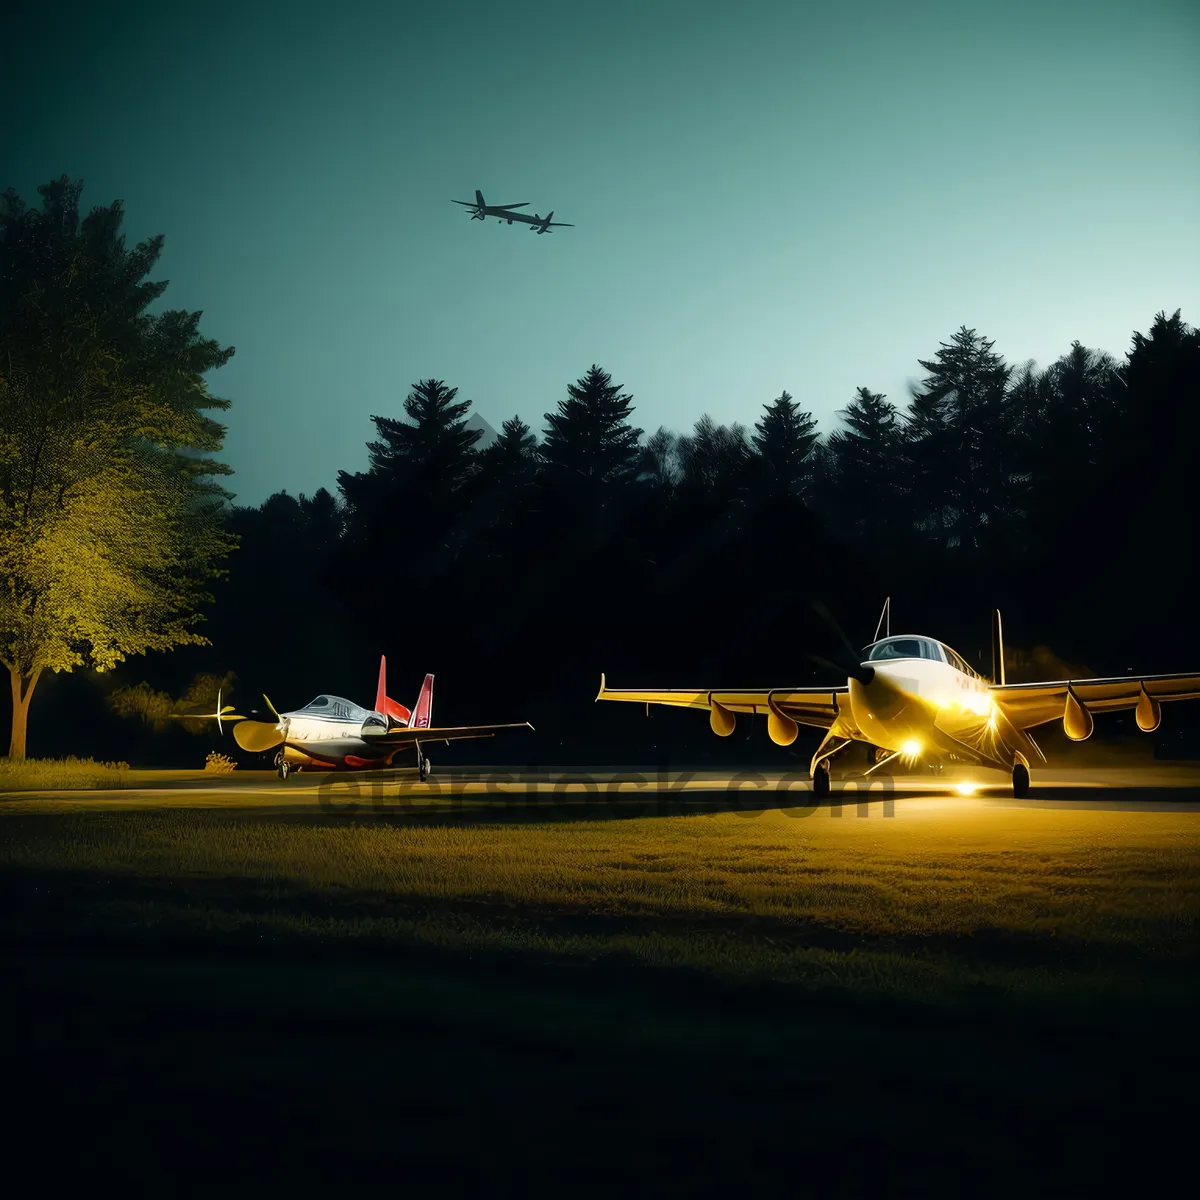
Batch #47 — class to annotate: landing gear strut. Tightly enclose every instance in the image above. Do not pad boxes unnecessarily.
[1011,762,1030,799]
[812,762,831,800]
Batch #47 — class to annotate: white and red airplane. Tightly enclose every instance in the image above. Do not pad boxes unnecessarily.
[193,656,532,780]
[597,599,1200,798]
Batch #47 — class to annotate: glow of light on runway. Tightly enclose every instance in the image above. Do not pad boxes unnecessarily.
[955,781,979,797]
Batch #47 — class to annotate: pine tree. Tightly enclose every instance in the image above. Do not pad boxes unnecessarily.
[476,416,541,550]
[541,365,643,487]
[752,391,818,498]
[825,387,904,544]
[905,327,1012,552]
[676,416,756,498]
[480,415,539,481]
[364,378,481,491]
[338,378,481,541]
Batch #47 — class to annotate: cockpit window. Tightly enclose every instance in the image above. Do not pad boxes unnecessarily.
[941,646,978,678]
[865,637,943,662]
[299,695,369,721]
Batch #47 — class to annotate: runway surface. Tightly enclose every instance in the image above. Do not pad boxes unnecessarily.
[3,762,1200,812]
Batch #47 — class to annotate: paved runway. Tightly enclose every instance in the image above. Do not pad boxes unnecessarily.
[3,763,1200,812]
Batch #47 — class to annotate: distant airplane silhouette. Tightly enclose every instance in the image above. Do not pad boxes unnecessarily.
[452,189,574,234]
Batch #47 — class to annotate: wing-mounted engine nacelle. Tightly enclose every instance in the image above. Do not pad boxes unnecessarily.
[1135,686,1162,732]
[1063,686,1094,741]
[766,691,798,746]
[709,696,736,737]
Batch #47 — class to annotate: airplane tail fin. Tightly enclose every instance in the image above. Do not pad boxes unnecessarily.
[410,673,434,729]
[375,655,411,725]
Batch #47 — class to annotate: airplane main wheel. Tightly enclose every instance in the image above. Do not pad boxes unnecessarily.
[419,756,431,783]
[1012,762,1030,799]
[812,764,831,800]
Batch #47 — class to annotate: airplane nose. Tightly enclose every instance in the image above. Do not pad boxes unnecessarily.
[849,669,908,733]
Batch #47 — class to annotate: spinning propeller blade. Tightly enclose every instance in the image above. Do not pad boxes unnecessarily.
[169,685,245,728]
[808,600,875,685]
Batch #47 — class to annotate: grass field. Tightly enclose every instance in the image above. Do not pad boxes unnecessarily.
[5,788,1198,1194]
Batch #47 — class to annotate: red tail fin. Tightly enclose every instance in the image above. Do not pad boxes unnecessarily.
[410,673,434,729]
[374,656,411,725]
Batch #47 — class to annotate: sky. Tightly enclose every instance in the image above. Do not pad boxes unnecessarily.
[5,0,1198,506]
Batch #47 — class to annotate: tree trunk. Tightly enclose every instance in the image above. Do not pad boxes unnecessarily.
[8,667,41,762]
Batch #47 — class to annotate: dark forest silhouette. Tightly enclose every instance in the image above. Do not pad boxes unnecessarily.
[127,316,1200,767]
[4,179,1198,765]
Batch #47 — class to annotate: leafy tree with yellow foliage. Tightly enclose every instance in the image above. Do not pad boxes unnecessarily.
[0,177,235,759]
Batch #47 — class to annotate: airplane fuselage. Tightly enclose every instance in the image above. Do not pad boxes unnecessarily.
[277,708,403,769]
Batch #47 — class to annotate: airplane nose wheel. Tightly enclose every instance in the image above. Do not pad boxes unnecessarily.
[1012,762,1030,798]
[274,751,290,780]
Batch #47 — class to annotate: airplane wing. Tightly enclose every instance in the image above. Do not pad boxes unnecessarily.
[545,221,574,227]
[991,672,1200,730]
[364,721,534,746]
[597,675,846,730]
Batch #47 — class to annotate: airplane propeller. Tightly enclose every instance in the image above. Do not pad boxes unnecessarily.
[808,600,875,685]
[169,687,245,732]
[232,693,289,752]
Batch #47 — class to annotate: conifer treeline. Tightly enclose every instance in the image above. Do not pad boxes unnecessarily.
[186,311,1196,765]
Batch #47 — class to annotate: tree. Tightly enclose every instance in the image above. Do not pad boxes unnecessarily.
[337,379,483,589]
[0,178,235,760]
[1099,311,1200,643]
[676,415,756,499]
[752,391,818,498]
[339,378,481,520]
[824,387,905,545]
[541,365,643,489]
[904,327,1012,552]
[475,416,541,562]
[480,415,540,481]
[637,426,681,497]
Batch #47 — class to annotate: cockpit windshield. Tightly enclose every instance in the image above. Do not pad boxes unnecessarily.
[864,637,945,663]
[297,695,372,721]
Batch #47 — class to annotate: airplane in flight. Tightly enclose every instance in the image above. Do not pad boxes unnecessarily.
[182,656,532,781]
[451,189,573,234]
[596,599,1200,798]
[452,189,531,222]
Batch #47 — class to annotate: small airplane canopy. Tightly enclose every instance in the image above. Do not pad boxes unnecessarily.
[863,636,945,663]
[297,695,372,720]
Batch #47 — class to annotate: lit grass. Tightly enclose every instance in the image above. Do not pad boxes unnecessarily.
[3,798,1197,1011]
[0,755,131,791]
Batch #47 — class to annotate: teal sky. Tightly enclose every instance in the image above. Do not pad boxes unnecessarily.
[6,0,1198,505]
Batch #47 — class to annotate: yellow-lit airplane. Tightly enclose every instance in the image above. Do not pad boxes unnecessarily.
[597,599,1200,797]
